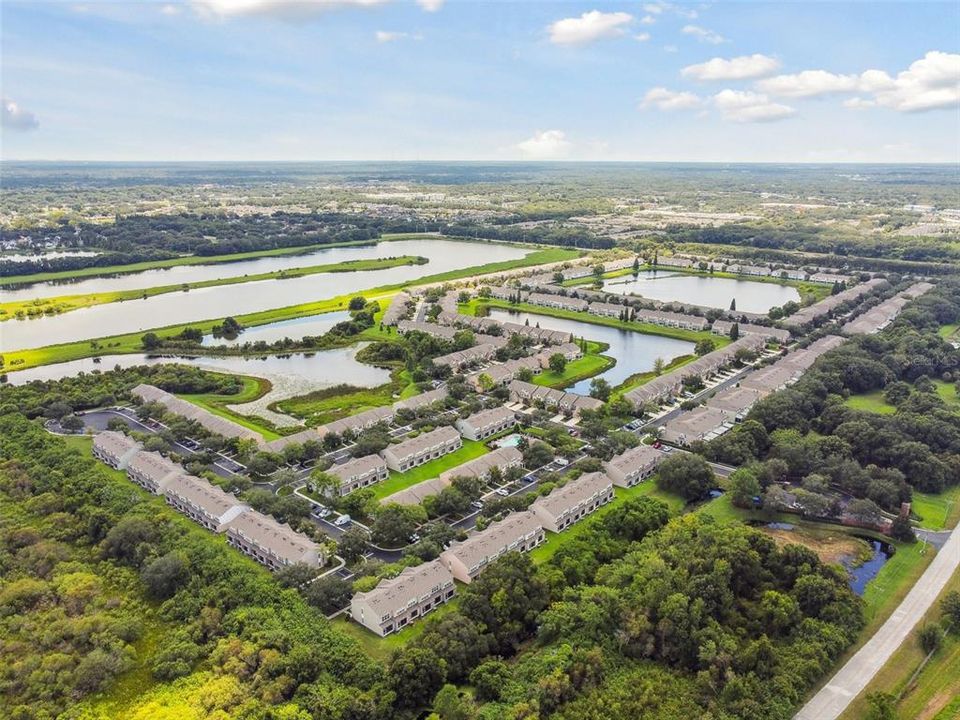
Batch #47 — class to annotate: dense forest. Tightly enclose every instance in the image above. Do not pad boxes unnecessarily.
[701,281,960,523]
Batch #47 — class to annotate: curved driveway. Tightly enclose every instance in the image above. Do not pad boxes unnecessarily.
[794,522,960,720]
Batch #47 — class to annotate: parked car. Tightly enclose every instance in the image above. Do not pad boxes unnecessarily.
[409,534,420,544]
[471,500,484,510]
[495,488,510,497]
[333,514,352,527]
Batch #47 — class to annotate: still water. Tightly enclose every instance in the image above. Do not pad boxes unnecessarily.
[485,308,695,394]
[200,312,351,347]
[602,270,801,313]
[2,347,391,388]
[1,239,528,352]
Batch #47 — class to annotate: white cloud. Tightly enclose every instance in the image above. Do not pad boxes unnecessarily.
[548,10,633,46]
[516,130,572,159]
[643,3,666,14]
[682,24,726,44]
[756,51,959,112]
[375,30,420,42]
[713,89,795,122]
[663,44,678,53]
[416,0,444,10]
[843,97,876,109]
[756,70,861,97]
[869,51,960,112]
[160,4,181,15]
[641,87,702,111]
[640,15,656,25]
[635,32,651,42]
[682,54,781,81]
[192,0,391,19]
[2,98,39,131]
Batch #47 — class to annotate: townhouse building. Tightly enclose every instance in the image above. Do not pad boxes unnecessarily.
[440,511,545,583]
[711,320,791,344]
[507,380,604,417]
[432,343,499,371]
[126,450,183,494]
[317,406,394,439]
[455,406,516,441]
[526,292,589,312]
[161,474,248,532]
[438,446,523,483]
[633,308,710,331]
[350,559,456,637]
[604,445,665,488]
[382,291,413,326]
[381,426,462,472]
[530,472,615,533]
[132,384,263,443]
[327,454,390,496]
[224,510,324,571]
[92,430,142,470]
[397,320,458,341]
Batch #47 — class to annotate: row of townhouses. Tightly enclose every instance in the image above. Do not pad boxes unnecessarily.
[711,320,792,344]
[93,431,323,570]
[326,454,390,496]
[603,444,666,487]
[623,334,769,409]
[350,558,456,637]
[530,471,614,533]
[841,282,934,336]
[382,291,414,326]
[782,278,889,330]
[507,379,605,417]
[381,425,462,472]
[455,406,517,441]
[132,384,263,443]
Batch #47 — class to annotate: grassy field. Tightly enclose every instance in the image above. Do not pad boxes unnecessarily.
[839,567,960,720]
[530,340,613,390]
[177,375,281,440]
[371,440,489,501]
[938,323,959,341]
[935,379,959,407]
[275,369,417,425]
[3,246,580,373]
[911,486,960,531]
[845,390,898,415]
[0,238,395,286]
[0,255,424,320]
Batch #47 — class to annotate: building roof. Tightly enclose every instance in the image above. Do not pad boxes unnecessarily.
[531,471,613,518]
[382,292,413,325]
[443,511,543,570]
[605,444,663,476]
[163,474,247,520]
[712,320,791,344]
[459,405,515,431]
[707,386,766,414]
[127,450,183,483]
[383,425,460,461]
[439,446,522,483]
[328,453,387,481]
[93,430,141,457]
[353,559,453,616]
[397,320,458,340]
[132,384,263,442]
[318,406,394,437]
[224,509,319,564]
[662,406,732,443]
[380,477,449,505]
[394,387,449,411]
[261,428,321,453]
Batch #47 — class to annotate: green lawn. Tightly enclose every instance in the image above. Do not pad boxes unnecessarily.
[934,379,958,407]
[372,440,489,501]
[938,322,959,341]
[178,375,281,440]
[530,340,614,390]
[845,390,898,415]
[911,486,960,531]
[529,479,685,564]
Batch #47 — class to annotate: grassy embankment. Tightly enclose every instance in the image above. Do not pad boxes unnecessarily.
[177,375,282,441]
[564,264,832,301]
[1,247,580,373]
[839,567,960,720]
[0,255,426,320]
[0,237,395,286]
[844,381,958,416]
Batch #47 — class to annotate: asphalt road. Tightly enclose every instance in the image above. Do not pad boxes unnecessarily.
[794,521,960,720]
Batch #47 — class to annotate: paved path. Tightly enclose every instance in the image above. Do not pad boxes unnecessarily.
[794,521,960,720]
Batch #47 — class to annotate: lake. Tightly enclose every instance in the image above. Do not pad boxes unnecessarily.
[844,538,893,596]
[485,307,695,394]
[1,347,391,390]
[200,311,351,346]
[0,238,528,352]
[601,270,801,313]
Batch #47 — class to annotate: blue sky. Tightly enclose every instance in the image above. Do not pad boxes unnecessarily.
[2,1,958,162]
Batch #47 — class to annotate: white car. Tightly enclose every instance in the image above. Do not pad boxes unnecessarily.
[333,514,352,526]
[495,488,510,497]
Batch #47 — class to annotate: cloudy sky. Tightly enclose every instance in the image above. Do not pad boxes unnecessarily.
[2,1,958,162]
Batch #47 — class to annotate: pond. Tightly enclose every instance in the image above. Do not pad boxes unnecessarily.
[0,238,529,352]
[485,307,695,394]
[844,537,893,596]
[601,270,801,314]
[200,311,351,347]
[1,346,391,391]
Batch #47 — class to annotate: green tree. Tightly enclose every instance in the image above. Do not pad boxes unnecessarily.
[589,377,611,401]
[729,322,740,340]
[730,298,737,311]
[389,647,447,710]
[522,441,554,470]
[548,353,568,374]
[371,504,424,547]
[656,453,715,501]
[302,576,352,614]
[432,684,475,720]
[309,469,341,497]
[469,659,511,702]
[694,338,717,357]
[141,332,161,350]
[918,624,942,654]
[336,526,370,564]
[653,357,665,376]
[348,295,367,311]
[140,552,191,600]
[728,467,761,508]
